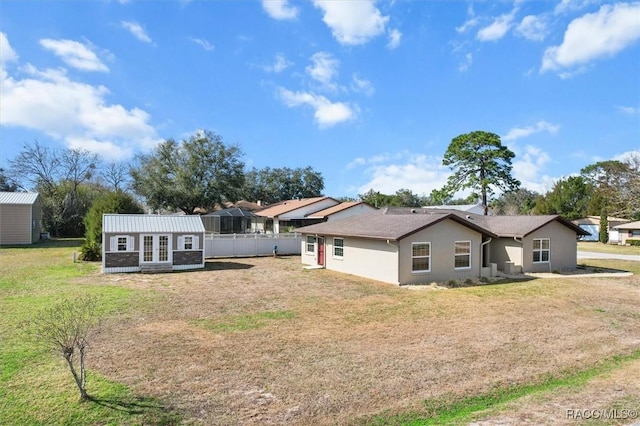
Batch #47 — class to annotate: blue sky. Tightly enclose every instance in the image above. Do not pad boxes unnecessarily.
[1,0,639,199]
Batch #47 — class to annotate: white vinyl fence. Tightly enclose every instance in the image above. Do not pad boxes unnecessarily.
[205,233,302,258]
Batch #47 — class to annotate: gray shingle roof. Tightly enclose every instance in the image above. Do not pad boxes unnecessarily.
[103,214,205,234]
[0,192,39,205]
[295,208,589,240]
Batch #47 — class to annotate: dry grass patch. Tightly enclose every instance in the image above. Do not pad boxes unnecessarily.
[78,256,640,425]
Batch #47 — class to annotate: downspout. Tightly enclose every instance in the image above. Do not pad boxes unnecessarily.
[513,237,522,274]
[481,238,492,277]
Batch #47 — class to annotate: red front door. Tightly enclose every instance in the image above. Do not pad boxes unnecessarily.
[317,237,325,266]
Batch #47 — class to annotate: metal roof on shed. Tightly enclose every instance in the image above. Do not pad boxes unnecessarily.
[103,214,205,234]
[0,192,39,205]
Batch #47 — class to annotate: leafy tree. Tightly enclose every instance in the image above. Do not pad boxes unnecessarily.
[439,131,520,215]
[242,166,324,205]
[358,188,428,207]
[533,176,592,220]
[81,190,144,260]
[599,207,609,244]
[8,142,101,236]
[0,168,18,191]
[131,130,245,214]
[22,296,100,401]
[581,156,640,219]
[491,188,539,215]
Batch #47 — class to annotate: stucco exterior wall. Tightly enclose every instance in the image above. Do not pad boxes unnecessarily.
[326,237,399,284]
[0,204,33,245]
[398,219,482,284]
[522,221,577,272]
[490,238,523,272]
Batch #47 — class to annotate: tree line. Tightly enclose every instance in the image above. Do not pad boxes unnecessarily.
[3,130,325,239]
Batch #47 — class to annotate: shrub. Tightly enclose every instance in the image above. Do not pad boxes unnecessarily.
[79,240,102,261]
[629,240,640,247]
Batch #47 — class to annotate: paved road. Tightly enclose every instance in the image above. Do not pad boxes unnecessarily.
[577,251,640,261]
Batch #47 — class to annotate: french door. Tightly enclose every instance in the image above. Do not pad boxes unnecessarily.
[141,234,171,263]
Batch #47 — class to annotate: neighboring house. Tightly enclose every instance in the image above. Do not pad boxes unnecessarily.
[102,214,205,274]
[613,221,640,245]
[254,197,340,233]
[201,208,258,234]
[572,216,630,243]
[305,201,377,222]
[423,203,485,215]
[297,208,588,285]
[0,192,42,245]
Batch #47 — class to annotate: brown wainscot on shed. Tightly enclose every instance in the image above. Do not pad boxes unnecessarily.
[102,214,205,274]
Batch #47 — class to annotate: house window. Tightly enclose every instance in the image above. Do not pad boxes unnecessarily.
[333,238,344,258]
[178,235,198,250]
[631,230,640,237]
[454,241,471,269]
[184,236,193,250]
[117,237,128,251]
[306,236,316,253]
[412,242,431,273]
[533,238,550,263]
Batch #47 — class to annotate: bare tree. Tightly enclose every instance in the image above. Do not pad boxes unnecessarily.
[23,296,100,401]
[102,162,128,191]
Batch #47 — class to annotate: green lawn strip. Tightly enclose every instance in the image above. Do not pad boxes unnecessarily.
[577,242,640,256]
[369,350,640,426]
[193,309,296,333]
[1,241,178,425]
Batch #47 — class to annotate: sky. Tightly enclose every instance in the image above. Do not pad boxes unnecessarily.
[1,0,639,199]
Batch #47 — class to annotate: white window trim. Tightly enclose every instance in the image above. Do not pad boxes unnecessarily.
[454,240,472,270]
[305,236,316,254]
[533,238,550,263]
[411,242,431,273]
[109,235,134,252]
[333,237,344,259]
[178,234,199,251]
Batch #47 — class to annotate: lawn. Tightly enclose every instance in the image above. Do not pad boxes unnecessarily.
[1,240,639,425]
[578,241,640,255]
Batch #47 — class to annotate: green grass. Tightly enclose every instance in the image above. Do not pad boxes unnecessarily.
[193,309,296,333]
[368,350,640,425]
[578,241,640,255]
[0,239,179,425]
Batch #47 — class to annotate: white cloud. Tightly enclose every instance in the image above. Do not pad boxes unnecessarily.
[277,87,358,128]
[121,20,153,43]
[617,105,640,115]
[262,53,292,73]
[458,52,473,72]
[513,145,551,182]
[515,15,548,41]
[0,32,19,64]
[554,0,598,15]
[476,8,518,42]
[456,4,478,33]
[387,28,402,49]
[189,37,214,51]
[541,3,640,74]
[39,39,108,72]
[0,62,159,161]
[306,51,340,91]
[502,120,560,141]
[313,0,389,45]
[262,0,299,20]
[353,152,451,195]
[351,73,375,96]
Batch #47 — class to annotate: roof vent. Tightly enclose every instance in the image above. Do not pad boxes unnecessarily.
[466,215,473,219]
[411,209,416,213]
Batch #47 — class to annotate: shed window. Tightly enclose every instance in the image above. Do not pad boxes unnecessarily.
[110,235,134,252]
[533,238,550,263]
[178,235,199,250]
[412,242,431,273]
[306,236,316,253]
[333,238,344,258]
[454,241,471,269]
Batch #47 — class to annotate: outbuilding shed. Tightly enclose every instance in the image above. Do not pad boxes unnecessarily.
[0,192,42,245]
[102,214,205,273]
